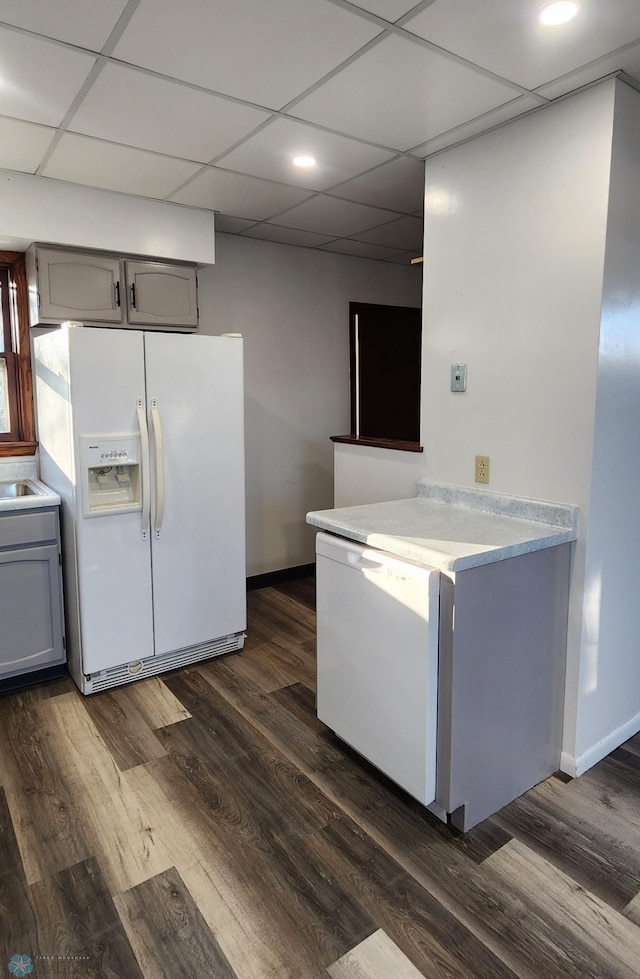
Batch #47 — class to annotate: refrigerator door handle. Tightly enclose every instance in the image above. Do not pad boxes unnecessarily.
[151,401,165,538]
[137,400,151,539]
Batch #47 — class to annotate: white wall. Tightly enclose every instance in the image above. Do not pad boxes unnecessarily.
[334,442,424,507]
[574,81,640,765]
[419,82,617,770]
[420,84,614,500]
[0,170,214,263]
[332,86,618,518]
[197,234,421,576]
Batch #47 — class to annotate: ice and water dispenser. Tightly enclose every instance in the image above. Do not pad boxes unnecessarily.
[79,435,142,517]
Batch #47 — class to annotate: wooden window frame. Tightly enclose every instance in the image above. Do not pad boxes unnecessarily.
[0,252,37,456]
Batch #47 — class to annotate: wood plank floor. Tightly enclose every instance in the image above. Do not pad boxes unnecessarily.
[2,577,640,977]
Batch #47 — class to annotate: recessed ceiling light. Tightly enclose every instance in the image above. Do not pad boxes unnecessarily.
[292,155,317,168]
[539,1,579,25]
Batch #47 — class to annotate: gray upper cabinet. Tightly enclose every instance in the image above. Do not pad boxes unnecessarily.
[27,246,123,325]
[125,261,198,329]
[26,244,198,332]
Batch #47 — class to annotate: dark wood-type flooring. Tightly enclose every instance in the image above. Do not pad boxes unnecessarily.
[2,579,640,977]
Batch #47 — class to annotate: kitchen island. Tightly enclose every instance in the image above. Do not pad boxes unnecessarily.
[307,481,578,830]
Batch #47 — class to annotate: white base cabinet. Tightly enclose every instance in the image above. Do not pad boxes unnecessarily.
[316,532,571,831]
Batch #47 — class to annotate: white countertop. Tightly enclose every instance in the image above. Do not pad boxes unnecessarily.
[307,481,578,572]
[0,478,60,512]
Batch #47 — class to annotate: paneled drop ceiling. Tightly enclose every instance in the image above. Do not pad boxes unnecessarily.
[1,0,640,263]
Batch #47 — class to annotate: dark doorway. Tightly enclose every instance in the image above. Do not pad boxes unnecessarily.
[349,302,421,444]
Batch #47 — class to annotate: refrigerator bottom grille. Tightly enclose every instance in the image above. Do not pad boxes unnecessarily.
[83,632,246,694]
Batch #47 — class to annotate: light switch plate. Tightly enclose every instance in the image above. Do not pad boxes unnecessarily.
[451,363,466,392]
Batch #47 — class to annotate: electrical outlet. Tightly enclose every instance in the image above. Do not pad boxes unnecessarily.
[475,455,490,484]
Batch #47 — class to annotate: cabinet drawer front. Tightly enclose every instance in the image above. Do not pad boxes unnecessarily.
[0,509,59,549]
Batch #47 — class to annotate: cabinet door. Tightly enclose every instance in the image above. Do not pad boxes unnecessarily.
[36,248,123,324]
[125,261,198,329]
[0,544,65,680]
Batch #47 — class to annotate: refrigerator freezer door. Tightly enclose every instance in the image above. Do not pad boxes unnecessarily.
[315,531,439,806]
[144,333,246,654]
[69,328,155,673]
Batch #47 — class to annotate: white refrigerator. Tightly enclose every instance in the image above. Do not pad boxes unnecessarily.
[33,325,246,694]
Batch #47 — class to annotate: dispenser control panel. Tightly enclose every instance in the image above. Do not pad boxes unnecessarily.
[99,449,130,462]
[79,434,142,518]
[84,439,139,467]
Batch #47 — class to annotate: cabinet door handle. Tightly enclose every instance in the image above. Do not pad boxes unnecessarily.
[114,281,121,308]
[130,282,137,308]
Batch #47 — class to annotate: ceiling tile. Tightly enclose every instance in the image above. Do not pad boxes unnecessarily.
[0,0,128,49]
[0,118,55,173]
[411,94,543,156]
[170,167,313,220]
[535,44,640,99]
[69,63,271,162]
[330,155,425,212]
[269,195,399,236]
[353,214,423,250]
[42,133,201,198]
[112,0,381,109]
[319,239,408,260]
[214,215,257,234]
[216,117,395,190]
[0,27,96,126]
[348,0,426,21]
[293,34,519,150]
[241,224,336,247]
[403,0,640,91]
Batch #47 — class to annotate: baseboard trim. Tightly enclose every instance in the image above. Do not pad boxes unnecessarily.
[561,710,640,777]
[247,563,315,592]
[0,663,66,696]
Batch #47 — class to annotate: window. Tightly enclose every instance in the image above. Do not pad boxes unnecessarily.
[0,253,37,456]
[331,302,423,453]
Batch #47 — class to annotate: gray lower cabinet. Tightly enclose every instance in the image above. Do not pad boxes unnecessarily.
[0,507,66,684]
[435,543,571,831]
